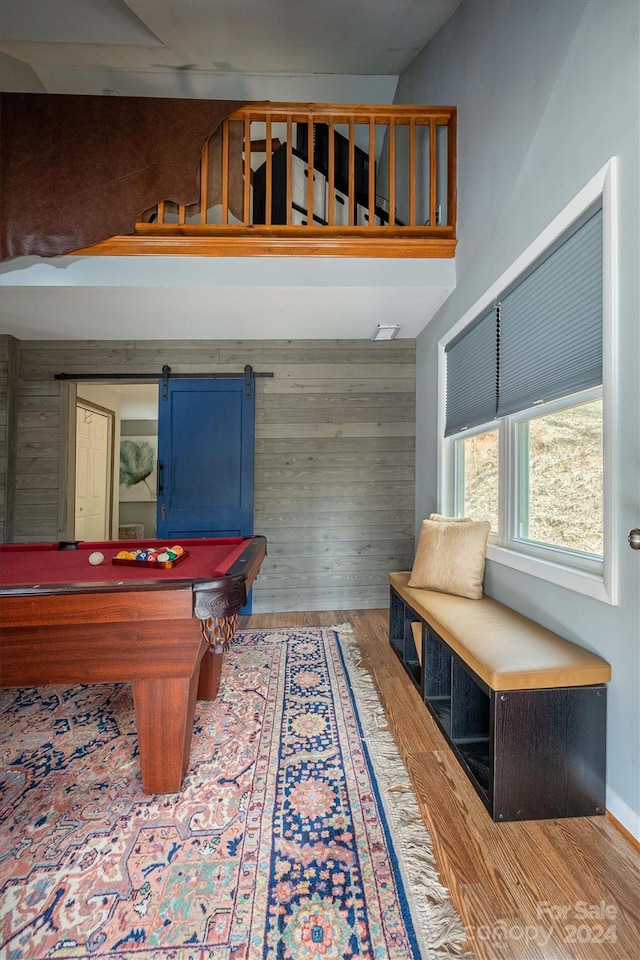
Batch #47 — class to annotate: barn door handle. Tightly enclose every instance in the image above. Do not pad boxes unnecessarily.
[157,459,164,494]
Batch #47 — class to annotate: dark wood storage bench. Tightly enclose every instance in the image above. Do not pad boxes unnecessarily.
[388,572,611,822]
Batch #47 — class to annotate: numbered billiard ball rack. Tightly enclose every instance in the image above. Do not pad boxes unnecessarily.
[112,550,190,570]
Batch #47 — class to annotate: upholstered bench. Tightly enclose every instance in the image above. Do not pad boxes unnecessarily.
[388,571,611,822]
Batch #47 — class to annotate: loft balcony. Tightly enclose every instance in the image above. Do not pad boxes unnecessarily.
[75,103,457,260]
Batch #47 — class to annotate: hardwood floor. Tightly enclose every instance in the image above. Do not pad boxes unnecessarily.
[242,608,640,960]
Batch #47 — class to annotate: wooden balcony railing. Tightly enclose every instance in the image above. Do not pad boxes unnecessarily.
[77,103,457,258]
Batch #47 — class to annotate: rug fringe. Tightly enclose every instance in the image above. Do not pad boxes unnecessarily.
[332,624,473,960]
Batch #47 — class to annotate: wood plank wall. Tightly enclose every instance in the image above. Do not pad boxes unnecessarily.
[0,335,19,543]
[9,339,416,611]
[0,336,8,542]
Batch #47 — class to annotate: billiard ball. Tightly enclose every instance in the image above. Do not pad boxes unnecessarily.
[88,551,105,565]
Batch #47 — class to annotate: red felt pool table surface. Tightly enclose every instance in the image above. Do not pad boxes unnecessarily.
[0,535,267,794]
[0,536,252,589]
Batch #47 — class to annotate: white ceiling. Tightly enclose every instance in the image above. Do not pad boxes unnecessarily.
[0,0,461,92]
[0,0,461,341]
[0,256,456,340]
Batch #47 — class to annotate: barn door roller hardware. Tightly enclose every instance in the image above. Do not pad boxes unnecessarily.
[161,364,170,400]
[55,364,273,402]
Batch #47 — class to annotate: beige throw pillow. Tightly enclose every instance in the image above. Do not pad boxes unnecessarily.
[408,518,491,599]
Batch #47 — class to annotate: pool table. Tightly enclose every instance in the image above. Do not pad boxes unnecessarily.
[0,535,267,794]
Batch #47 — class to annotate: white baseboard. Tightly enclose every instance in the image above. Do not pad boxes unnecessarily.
[606,785,640,842]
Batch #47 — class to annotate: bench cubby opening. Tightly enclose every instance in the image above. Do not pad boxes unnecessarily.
[389,587,422,686]
[450,658,491,797]
[423,626,452,732]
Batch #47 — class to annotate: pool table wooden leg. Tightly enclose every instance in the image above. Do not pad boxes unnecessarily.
[132,668,200,794]
[197,645,224,701]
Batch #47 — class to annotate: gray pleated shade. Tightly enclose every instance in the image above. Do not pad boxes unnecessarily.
[445,206,602,436]
[498,208,603,416]
[445,309,497,436]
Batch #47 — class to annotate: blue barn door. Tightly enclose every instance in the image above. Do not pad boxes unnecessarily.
[156,378,255,541]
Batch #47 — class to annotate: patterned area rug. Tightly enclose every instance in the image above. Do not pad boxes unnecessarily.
[1,624,469,959]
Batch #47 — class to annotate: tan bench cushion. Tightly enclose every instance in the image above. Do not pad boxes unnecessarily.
[390,571,611,691]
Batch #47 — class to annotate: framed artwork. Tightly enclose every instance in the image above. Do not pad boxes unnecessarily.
[119,435,158,502]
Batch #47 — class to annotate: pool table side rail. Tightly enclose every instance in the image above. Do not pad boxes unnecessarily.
[193,536,266,620]
[220,535,266,587]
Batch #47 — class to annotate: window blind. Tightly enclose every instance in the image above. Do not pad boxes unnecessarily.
[445,206,603,435]
[497,207,603,416]
[445,308,497,436]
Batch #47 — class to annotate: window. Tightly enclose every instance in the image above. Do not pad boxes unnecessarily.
[442,198,612,598]
[451,390,603,566]
[514,394,603,558]
[453,426,499,532]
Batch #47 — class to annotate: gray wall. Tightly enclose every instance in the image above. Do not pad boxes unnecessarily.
[396,0,640,834]
[7,339,416,611]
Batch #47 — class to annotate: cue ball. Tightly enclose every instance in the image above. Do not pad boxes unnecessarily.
[88,551,105,565]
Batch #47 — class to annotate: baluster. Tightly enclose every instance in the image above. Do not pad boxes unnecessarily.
[221,119,229,225]
[429,118,437,228]
[306,117,314,226]
[327,119,335,226]
[244,113,251,225]
[265,116,273,226]
[348,118,355,226]
[448,113,457,231]
[388,119,396,226]
[368,118,376,227]
[200,139,209,224]
[286,115,293,225]
[409,119,416,227]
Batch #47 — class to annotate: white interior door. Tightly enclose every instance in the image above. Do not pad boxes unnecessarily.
[75,404,110,540]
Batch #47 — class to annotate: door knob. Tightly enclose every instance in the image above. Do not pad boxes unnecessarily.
[629,529,640,550]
